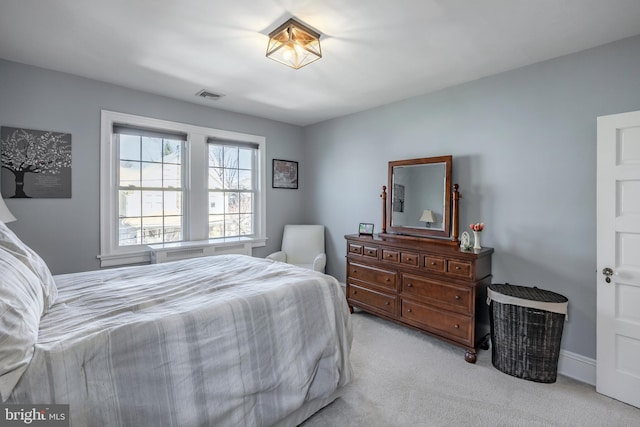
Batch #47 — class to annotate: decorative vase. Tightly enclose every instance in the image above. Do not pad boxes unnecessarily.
[473,231,482,250]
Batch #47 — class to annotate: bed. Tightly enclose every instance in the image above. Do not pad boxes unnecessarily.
[0,222,352,426]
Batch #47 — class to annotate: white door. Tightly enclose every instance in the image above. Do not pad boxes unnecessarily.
[596,110,640,408]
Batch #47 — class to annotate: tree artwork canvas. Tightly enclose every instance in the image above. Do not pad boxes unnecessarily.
[1,126,72,198]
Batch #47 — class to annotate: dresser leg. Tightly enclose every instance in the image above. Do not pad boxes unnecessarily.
[349,305,354,314]
[465,350,477,364]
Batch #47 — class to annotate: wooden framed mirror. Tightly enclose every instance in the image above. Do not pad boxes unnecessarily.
[381,155,459,242]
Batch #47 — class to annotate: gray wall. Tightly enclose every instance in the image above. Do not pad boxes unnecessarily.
[3,35,640,361]
[0,59,305,274]
[303,35,640,359]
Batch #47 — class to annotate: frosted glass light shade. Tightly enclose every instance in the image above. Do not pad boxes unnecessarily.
[0,197,16,223]
[266,18,322,70]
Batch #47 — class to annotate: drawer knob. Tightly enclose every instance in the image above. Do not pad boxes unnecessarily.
[406,257,412,261]
[455,266,461,270]
[407,283,413,287]
[387,254,392,258]
[352,290,357,294]
[455,295,461,300]
[386,278,391,282]
[431,262,436,266]
[407,308,412,313]
[454,324,460,329]
[385,301,390,305]
[352,269,357,273]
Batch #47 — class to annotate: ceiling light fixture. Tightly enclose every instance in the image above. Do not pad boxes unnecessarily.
[266,18,322,70]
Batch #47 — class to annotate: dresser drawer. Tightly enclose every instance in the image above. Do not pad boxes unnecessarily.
[447,260,472,279]
[381,249,400,263]
[400,251,419,267]
[348,262,397,290]
[363,246,379,258]
[423,255,445,273]
[400,299,472,343]
[348,283,396,315]
[401,274,473,315]
[348,243,363,255]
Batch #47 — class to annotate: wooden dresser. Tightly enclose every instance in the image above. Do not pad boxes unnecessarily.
[345,233,493,363]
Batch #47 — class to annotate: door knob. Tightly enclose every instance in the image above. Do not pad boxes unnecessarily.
[602,267,614,283]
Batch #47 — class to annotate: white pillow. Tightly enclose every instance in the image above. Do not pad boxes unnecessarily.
[0,248,44,402]
[0,222,57,310]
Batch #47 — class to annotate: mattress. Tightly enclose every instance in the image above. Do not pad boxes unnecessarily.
[6,255,352,426]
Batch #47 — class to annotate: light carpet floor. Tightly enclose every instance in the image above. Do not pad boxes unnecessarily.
[301,311,640,427]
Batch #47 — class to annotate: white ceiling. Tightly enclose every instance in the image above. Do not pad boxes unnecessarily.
[1,0,640,126]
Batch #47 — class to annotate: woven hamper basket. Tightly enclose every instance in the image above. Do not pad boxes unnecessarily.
[488,283,568,383]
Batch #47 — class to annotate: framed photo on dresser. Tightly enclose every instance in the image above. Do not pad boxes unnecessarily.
[358,223,374,235]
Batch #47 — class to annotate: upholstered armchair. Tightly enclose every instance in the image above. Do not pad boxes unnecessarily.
[266,225,326,273]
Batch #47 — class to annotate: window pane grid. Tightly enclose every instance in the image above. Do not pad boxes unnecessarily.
[208,142,256,239]
[117,133,184,246]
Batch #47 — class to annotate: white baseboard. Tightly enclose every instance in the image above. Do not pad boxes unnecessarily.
[557,349,596,385]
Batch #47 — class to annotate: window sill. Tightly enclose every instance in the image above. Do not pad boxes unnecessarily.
[98,237,267,268]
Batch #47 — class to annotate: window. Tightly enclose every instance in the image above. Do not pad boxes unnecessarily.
[207,141,258,239]
[115,126,186,246]
[100,111,266,267]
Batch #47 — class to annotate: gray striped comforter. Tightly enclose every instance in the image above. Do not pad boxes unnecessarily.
[7,255,352,426]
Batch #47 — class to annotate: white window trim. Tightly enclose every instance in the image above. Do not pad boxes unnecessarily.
[99,110,266,267]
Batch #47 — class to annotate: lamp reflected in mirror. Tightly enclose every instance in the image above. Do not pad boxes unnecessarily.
[419,209,435,228]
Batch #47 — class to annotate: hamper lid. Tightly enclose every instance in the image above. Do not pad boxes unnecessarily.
[487,283,568,318]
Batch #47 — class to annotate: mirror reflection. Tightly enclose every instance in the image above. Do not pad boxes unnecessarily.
[391,163,447,231]
[385,155,452,239]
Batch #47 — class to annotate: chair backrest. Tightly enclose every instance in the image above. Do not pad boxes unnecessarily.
[281,225,325,265]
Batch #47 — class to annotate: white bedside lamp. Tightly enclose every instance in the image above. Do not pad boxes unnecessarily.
[419,209,435,228]
[0,197,17,223]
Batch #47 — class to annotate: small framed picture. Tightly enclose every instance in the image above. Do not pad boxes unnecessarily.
[272,159,298,189]
[358,223,374,235]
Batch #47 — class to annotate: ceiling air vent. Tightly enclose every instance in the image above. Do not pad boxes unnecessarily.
[196,90,225,101]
